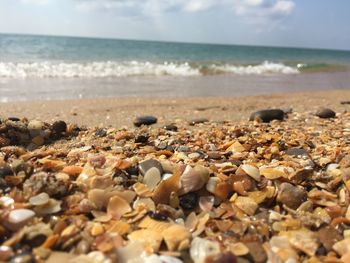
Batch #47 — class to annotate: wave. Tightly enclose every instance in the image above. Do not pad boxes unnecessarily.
[0,61,299,79]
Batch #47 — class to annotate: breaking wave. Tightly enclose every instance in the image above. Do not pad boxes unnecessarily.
[0,61,299,79]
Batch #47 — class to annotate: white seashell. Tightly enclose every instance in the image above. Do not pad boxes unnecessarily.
[237,164,260,181]
[29,192,50,206]
[190,237,221,263]
[180,165,209,194]
[143,167,161,191]
[0,196,14,207]
[8,209,35,224]
[206,177,219,194]
[34,199,61,215]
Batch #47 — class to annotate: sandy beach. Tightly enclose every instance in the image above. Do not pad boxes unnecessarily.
[1,89,350,127]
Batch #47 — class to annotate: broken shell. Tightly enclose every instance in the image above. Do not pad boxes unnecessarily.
[190,237,221,263]
[237,164,261,182]
[229,242,249,256]
[153,168,182,204]
[162,224,191,251]
[34,199,61,215]
[179,165,209,195]
[29,192,50,206]
[138,216,171,232]
[235,196,258,216]
[225,141,245,153]
[260,167,287,179]
[62,165,83,177]
[199,196,215,212]
[143,167,161,191]
[107,196,132,220]
[108,221,131,236]
[133,197,155,211]
[128,229,163,252]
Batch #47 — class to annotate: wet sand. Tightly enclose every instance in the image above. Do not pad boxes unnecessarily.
[1,89,350,127]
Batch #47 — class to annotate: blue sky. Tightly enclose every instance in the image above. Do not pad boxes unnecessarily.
[0,0,349,50]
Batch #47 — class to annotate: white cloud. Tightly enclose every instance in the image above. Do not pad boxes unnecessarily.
[75,0,295,25]
[20,0,49,4]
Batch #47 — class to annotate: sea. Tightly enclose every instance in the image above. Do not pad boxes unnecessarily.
[1,33,350,101]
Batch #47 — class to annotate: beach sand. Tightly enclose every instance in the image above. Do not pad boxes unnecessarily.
[1,89,350,127]
[1,89,350,262]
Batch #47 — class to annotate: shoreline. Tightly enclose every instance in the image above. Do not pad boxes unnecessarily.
[1,89,350,127]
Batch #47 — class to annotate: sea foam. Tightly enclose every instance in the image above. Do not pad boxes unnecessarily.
[0,61,299,78]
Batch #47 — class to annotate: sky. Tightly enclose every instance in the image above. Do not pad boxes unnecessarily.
[0,0,349,50]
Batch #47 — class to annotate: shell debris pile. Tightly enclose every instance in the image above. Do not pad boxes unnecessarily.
[1,110,350,262]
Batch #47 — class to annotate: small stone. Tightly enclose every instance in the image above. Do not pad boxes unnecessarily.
[32,136,44,146]
[318,226,342,251]
[341,101,350,105]
[204,252,237,263]
[249,109,284,122]
[28,120,46,137]
[135,134,149,143]
[8,209,35,225]
[139,159,163,175]
[189,118,209,125]
[9,252,35,263]
[207,151,222,159]
[164,124,178,131]
[316,108,336,118]
[0,165,13,177]
[8,117,20,121]
[147,211,168,221]
[285,147,309,157]
[95,128,107,137]
[52,120,67,134]
[277,182,307,209]
[133,116,157,127]
[179,192,198,210]
[178,145,190,152]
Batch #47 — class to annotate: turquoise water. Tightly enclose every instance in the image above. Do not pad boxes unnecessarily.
[1,33,350,78]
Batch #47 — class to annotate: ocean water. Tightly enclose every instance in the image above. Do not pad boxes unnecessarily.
[0,33,350,101]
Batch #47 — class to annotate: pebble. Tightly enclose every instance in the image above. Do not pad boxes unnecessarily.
[133,116,157,127]
[318,226,342,251]
[135,134,149,143]
[8,209,35,225]
[27,120,46,137]
[189,118,209,125]
[0,165,13,177]
[316,108,336,118]
[245,242,267,263]
[277,182,307,209]
[52,120,67,134]
[163,124,178,131]
[249,109,284,122]
[95,128,107,137]
[147,211,168,221]
[285,147,309,157]
[179,192,198,210]
[207,151,222,159]
[138,159,163,175]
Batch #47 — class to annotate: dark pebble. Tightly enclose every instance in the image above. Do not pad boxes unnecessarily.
[189,118,209,126]
[179,192,198,210]
[95,128,107,137]
[316,108,336,118]
[133,116,157,127]
[52,120,67,134]
[277,182,307,209]
[147,211,168,221]
[163,124,178,131]
[135,134,149,143]
[8,117,20,122]
[285,147,308,157]
[0,165,13,177]
[249,109,284,122]
[341,101,350,105]
[126,165,139,176]
[138,159,163,175]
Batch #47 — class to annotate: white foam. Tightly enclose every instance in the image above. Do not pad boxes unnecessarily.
[0,61,299,79]
[208,61,299,75]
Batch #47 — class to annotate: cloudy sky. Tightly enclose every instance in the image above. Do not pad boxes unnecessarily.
[0,0,349,50]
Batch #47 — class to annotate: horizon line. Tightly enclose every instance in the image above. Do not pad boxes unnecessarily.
[1,31,350,53]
